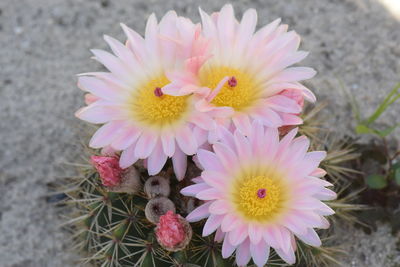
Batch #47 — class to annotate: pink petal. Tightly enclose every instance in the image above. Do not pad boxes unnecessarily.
[147,139,168,175]
[281,113,303,126]
[104,35,134,60]
[202,214,224,236]
[220,213,241,232]
[161,131,176,157]
[274,247,296,265]
[75,104,123,124]
[268,67,316,84]
[295,151,327,177]
[134,132,158,159]
[84,93,99,105]
[120,23,145,56]
[212,142,238,171]
[180,183,210,197]
[186,202,212,222]
[214,227,225,243]
[193,126,208,147]
[248,120,265,157]
[232,113,252,136]
[248,224,263,244]
[235,238,251,267]
[277,128,298,156]
[235,8,257,52]
[222,233,237,258]
[281,214,308,236]
[197,149,225,172]
[202,170,227,190]
[190,112,216,130]
[252,107,283,127]
[263,127,279,159]
[209,200,230,215]
[89,121,125,148]
[233,130,252,159]
[91,49,131,81]
[175,125,198,155]
[217,125,236,150]
[111,126,141,150]
[266,95,302,113]
[191,176,204,184]
[172,146,187,180]
[196,188,221,200]
[310,168,327,177]
[217,5,235,46]
[319,216,331,229]
[144,14,159,60]
[313,188,337,201]
[78,76,121,101]
[229,224,248,246]
[119,144,138,169]
[250,240,270,267]
[296,228,321,247]
[101,145,117,156]
[199,8,218,38]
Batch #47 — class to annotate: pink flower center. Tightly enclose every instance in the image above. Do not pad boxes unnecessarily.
[257,188,267,199]
[228,76,237,87]
[154,87,163,97]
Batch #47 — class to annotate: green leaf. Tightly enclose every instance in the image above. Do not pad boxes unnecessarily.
[366,174,387,189]
[376,123,400,137]
[355,124,375,135]
[365,83,400,126]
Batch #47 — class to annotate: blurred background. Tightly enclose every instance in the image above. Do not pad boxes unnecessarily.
[0,0,399,266]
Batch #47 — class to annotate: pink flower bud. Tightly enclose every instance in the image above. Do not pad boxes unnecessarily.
[91,156,123,187]
[279,89,304,109]
[278,89,305,136]
[155,210,192,252]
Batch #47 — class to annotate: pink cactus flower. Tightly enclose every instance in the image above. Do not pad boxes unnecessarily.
[91,155,122,187]
[164,4,316,143]
[155,210,192,251]
[76,12,213,180]
[181,121,336,266]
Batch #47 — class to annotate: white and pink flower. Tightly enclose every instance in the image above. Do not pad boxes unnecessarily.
[181,122,336,266]
[76,12,212,180]
[164,5,316,142]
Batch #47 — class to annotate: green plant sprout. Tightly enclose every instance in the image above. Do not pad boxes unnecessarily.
[346,83,400,189]
[352,83,400,137]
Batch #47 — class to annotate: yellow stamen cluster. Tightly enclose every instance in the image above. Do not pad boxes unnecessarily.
[130,75,190,128]
[198,65,262,111]
[232,175,285,222]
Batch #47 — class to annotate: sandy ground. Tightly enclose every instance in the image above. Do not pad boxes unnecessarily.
[0,0,399,266]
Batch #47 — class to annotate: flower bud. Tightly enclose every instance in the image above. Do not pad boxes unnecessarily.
[91,156,141,194]
[144,176,170,198]
[155,210,192,252]
[278,89,305,136]
[145,197,175,224]
[91,156,122,187]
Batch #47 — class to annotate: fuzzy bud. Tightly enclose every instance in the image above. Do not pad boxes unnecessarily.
[91,156,141,194]
[155,211,192,252]
[91,156,122,187]
[144,176,170,198]
[145,197,175,224]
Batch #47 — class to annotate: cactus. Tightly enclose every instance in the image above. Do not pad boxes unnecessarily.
[60,104,361,267]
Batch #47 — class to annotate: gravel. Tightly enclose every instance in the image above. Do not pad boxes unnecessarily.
[0,0,399,266]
